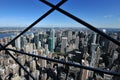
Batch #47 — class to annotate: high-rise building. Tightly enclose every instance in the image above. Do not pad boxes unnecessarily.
[75,36,79,49]
[39,32,48,48]
[34,33,39,49]
[67,30,72,43]
[92,32,97,44]
[10,35,16,47]
[38,41,41,49]
[45,44,49,54]
[21,36,27,48]
[39,32,43,41]
[88,43,98,78]
[48,28,55,53]
[61,37,68,53]
[15,33,21,49]
[48,37,54,52]
[27,33,34,43]
[50,28,55,49]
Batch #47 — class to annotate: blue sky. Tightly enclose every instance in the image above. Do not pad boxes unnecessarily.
[0,0,120,28]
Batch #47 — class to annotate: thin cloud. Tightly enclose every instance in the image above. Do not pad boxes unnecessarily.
[104,15,113,18]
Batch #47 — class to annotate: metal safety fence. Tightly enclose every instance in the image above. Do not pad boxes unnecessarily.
[0,0,120,80]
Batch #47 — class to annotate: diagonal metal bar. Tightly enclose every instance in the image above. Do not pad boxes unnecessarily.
[2,0,67,49]
[5,48,120,77]
[40,0,120,46]
[0,44,36,80]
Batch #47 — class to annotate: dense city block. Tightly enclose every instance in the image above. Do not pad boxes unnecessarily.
[0,27,120,80]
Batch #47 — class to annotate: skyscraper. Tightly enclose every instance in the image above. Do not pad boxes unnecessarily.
[34,33,39,49]
[39,32,45,48]
[21,36,27,48]
[48,28,55,53]
[61,37,68,53]
[67,30,72,43]
[93,32,97,44]
[15,33,21,49]
[45,44,49,54]
[50,28,55,49]
[48,37,54,52]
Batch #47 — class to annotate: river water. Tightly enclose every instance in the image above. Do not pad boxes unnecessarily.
[0,33,13,38]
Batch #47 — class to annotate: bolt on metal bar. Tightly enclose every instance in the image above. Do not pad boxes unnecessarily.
[5,48,120,77]
[0,44,36,80]
[40,0,120,46]
[2,0,67,49]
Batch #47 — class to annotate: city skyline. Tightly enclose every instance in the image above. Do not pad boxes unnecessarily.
[0,0,120,28]
[0,27,120,80]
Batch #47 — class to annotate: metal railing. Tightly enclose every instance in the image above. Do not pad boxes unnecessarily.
[0,0,120,80]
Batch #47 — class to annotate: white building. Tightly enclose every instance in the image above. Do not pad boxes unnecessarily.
[61,37,68,53]
[51,28,55,50]
[15,33,21,49]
